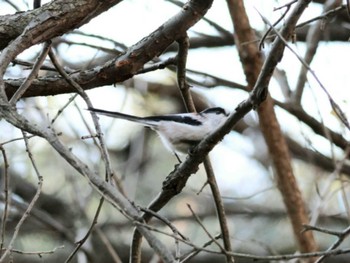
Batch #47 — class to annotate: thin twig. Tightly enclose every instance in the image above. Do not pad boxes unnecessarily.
[296,5,346,29]
[338,164,350,222]
[187,204,225,252]
[175,34,233,262]
[180,234,222,263]
[202,157,233,262]
[243,5,346,47]
[48,49,118,261]
[136,219,350,261]
[137,56,177,74]
[140,207,188,241]
[65,197,105,263]
[3,0,22,11]
[0,191,93,259]
[9,41,51,104]
[303,224,350,263]
[58,38,122,55]
[11,58,60,72]
[257,8,350,132]
[73,101,101,152]
[220,186,275,201]
[176,34,194,112]
[70,30,128,51]
[259,5,291,50]
[51,94,78,125]
[185,68,248,91]
[95,227,123,263]
[0,146,10,258]
[0,245,65,256]
[140,207,188,260]
[48,48,120,184]
[0,132,43,263]
[273,0,298,11]
[303,224,347,236]
[294,0,342,104]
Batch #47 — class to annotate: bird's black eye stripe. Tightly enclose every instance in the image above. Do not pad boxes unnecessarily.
[201,107,228,116]
[144,115,202,125]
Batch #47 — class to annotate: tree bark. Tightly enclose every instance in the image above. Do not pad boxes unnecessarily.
[226,0,318,256]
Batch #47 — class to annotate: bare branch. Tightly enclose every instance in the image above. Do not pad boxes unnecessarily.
[0,132,43,262]
[178,32,233,263]
[258,8,350,131]
[228,0,318,256]
[187,204,226,253]
[9,41,51,104]
[303,225,350,262]
[0,0,124,50]
[0,146,10,257]
[65,198,105,263]
[294,0,343,103]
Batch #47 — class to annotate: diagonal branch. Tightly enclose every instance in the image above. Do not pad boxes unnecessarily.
[4,0,214,100]
[227,0,317,257]
[293,0,342,103]
[0,0,124,50]
[176,34,233,262]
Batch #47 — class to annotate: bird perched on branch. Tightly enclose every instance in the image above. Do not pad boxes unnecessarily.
[88,107,229,158]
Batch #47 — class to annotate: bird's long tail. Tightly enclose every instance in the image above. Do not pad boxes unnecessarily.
[87,107,156,127]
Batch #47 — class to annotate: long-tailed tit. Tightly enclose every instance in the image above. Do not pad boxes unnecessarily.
[88,107,229,155]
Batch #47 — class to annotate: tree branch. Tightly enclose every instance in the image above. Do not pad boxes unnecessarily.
[0,0,123,51]
[227,0,318,256]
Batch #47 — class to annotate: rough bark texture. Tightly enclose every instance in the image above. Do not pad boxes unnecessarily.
[226,0,317,255]
[3,0,214,100]
[0,0,123,50]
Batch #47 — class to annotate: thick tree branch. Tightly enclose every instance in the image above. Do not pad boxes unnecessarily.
[4,0,215,100]
[227,0,317,256]
[0,0,123,51]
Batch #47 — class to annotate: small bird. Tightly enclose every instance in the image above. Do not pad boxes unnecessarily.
[88,107,229,157]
